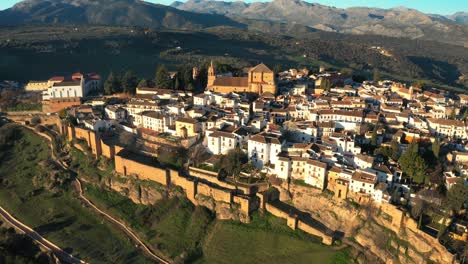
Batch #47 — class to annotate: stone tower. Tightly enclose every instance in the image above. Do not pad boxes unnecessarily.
[207,61,216,87]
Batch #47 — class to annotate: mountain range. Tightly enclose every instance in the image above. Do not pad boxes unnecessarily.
[172,0,468,45]
[0,0,244,29]
[0,0,467,46]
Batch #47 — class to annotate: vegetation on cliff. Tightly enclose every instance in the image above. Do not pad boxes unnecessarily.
[0,126,150,263]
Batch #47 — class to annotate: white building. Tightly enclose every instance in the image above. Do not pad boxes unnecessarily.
[354,154,375,169]
[206,131,238,155]
[141,111,172,133]
[350,170,377,195]
[248,132,283,168]
[105,105,127,120]
[427,118,467,139]
[42,73,100,100]
[304,159,327,189]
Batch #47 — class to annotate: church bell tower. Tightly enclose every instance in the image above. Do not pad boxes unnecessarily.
[207,61,216,87]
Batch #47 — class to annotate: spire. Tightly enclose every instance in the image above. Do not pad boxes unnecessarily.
[208,60,215,77]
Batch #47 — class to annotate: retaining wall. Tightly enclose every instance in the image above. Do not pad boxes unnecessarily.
[66,125,255,220]
[114,153,168,186]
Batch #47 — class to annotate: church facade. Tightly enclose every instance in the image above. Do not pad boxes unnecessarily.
[207,62,277,95]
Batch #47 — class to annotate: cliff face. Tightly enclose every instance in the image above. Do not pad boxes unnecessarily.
[107,178,166,205]
[277,183,455,264]
[195,194,250,223]
[105,175,250,223]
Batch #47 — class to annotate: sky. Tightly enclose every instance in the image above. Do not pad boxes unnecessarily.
[1,0,466,15]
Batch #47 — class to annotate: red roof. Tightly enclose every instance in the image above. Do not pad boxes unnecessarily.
[49,76,64,82]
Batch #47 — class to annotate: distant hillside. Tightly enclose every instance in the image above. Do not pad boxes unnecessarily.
[0,26,466,92]
[447,12,468,24]
[172,0,468,46]
[0,0,244,30]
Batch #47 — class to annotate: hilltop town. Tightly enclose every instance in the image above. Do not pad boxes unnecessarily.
[1,61,467,263]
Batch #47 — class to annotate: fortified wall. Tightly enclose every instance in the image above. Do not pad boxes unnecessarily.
[257,188,335,245]
[66,125,256,222]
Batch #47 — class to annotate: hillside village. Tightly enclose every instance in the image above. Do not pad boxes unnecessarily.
[1,61,468,263]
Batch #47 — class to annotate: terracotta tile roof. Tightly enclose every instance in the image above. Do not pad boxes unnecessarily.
[213,77,248,87]
[307,159,327,169]
[248,63,273,73]
[176,117,198,124]
[352,170,377,184]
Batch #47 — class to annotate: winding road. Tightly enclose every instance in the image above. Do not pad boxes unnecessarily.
[0,206,85,264]
[2,122,170,263]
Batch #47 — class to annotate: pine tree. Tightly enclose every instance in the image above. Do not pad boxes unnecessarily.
[121,70,137,94]
[370,124,378,147]
[154,65,172,89]
[137,79,148,88]
[174,75,181,90]
[399,141,427,184]
[104,71,121,95]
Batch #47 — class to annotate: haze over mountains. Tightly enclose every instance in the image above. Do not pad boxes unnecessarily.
[0,0,467,46]
[172,0,468,45]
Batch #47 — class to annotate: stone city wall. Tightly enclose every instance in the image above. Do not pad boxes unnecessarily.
[114,153,168,186]
[71,126,102,156]
[264,203,290,219]
[196,181,232,204]
[233,196,256,214]
[100,139,115,160]
[297,220,333,245]
[169,169,197,204]
[66,125,255,221]
[189,167,253,195]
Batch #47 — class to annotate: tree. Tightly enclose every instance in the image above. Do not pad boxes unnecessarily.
[462,109,468,122]
[189,144,207,166]
[428,162,444,186]
[370,124,378,148]
[273,64,281,75]
[399,141,427,184]
[352,75,366,83]
[411,195,427,228]
[30,116,41,126]
[445,178,468,214]
[183,67,193,87]
[121,70,137,94]
[217,148,248,178]
[320,78,331,90]
[373,69,380,82]
[104,71,121,95]
[412,80,426,90]
[137,79,148,88]
[154,65,172,89]
[390,139,400,161]
[157,147,187,169]
[432,138,441,160]
[174,75,182,90]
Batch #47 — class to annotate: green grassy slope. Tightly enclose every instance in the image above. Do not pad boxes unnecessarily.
[0,126,150,264]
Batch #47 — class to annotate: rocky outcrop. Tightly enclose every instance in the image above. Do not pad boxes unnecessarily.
[195,194,250,223]
[107,177,166,205]
[277,182,455,264]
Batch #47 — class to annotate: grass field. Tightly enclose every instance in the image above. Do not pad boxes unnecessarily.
[199,213,343,264]
[84,184,352,264]
[0,127,151,264]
